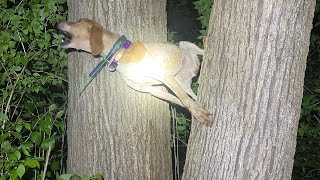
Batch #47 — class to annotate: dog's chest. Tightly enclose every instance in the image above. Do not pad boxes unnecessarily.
[117,53,163,79]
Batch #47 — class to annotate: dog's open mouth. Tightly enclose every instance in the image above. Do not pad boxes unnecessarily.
[59,30,72,46]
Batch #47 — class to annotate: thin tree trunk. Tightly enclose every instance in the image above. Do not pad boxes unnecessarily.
[67,1,172,179]
[183,0,316,179]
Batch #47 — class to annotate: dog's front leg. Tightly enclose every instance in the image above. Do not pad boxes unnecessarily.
[123,78,185,107]
[162,75,210,124]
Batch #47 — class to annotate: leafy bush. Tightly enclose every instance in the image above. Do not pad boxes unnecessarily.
[193,0,213,39]
[0,0,68,179]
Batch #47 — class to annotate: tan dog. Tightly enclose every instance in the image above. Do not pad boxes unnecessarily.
[57,18,210,124]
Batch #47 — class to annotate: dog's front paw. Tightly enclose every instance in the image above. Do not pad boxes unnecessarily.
[191,106,212,126]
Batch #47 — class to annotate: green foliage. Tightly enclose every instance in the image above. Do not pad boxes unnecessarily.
[193,0,213,39]
[167,31,178,43]
[175,114,189,143]
[0,0,68,179]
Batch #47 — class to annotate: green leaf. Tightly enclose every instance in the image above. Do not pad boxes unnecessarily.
[51,160,59,171]
[39,116,53,135]
[93,173,104,180]
[33,73,41,77]
[2,44,8,53]
[2,90,9,99]
[82,176,91,180]
[21,57,28,66]
[299,128,305,137]
[24,159,40,168]
[8,153,17,160]
[55,121,65,131]
[1,141,11,150]
[44,33,51,41]
[31,132,42,145]
[0,113,9,122]
[32,86,40,93]
[12,66,22,72]
[8,41,16,48]
[49,104,58,112]
[15,124,23,133]
[1,0,8,8]
[37,40,46,48]
[177,117,187,125]
[177,125,186,132]
[21,141,34,149]
[57,174,73,180]
[22,148,31,156]
[10,15,21,22]
[0,132,10,142]
[40,77,47,85]
[10,169,18,179]
[17,163,25,178]
[41,137,55,150]
[56,110,65,118]
[25,123,31,130]
[11,132,22,140]
[14,150,21,160]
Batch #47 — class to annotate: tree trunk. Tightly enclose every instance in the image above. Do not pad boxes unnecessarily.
[183,0,316,179]
[67,1,172,179]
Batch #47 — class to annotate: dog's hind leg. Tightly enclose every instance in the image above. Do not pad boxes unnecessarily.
[123,78,184,107]
[161,75,210,124]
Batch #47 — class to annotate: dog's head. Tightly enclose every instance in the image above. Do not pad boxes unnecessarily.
[57,18,104,55]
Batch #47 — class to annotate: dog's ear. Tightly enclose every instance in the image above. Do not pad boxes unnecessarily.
[90,25,104,55]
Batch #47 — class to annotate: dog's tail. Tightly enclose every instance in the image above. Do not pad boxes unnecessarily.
[178,41,203,70]
[176,41,203,100]
[179,41,204,56]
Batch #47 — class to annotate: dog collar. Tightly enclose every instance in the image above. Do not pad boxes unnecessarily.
[108,40,132,71]
[78,35,131,95]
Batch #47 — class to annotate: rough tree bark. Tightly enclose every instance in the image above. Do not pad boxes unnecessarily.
[183,0,316,179]
[67,1,172,179]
